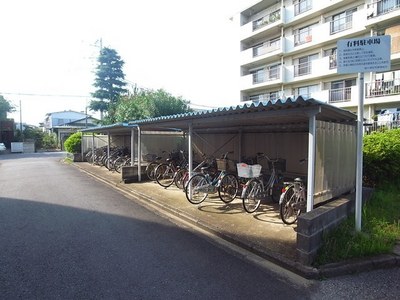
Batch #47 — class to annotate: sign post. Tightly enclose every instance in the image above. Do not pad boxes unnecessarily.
[337,35,391,231]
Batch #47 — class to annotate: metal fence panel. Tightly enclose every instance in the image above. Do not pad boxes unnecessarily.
[314,121,356,204]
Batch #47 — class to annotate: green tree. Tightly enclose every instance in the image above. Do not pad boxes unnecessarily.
[90,47,127,123]
[14,126,56,150]
[114,88,192,122]
[0,95,14,119]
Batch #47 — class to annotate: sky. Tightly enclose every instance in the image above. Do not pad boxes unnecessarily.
[0,0,256,126]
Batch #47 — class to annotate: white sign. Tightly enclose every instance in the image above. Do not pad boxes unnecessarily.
[337,35,391,74]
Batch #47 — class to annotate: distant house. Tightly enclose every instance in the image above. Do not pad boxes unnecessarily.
[43,110,98,149]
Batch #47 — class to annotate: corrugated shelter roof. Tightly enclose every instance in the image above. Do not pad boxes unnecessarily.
[81,97,357,134]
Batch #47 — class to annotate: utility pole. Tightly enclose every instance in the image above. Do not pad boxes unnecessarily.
[19,100,23,140]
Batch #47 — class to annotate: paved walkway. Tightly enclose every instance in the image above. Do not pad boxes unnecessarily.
[72,162,400,278]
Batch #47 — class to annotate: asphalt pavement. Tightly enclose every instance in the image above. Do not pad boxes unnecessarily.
[72,160,400,279]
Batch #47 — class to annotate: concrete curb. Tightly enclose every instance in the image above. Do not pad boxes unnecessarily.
[72,162,400,279]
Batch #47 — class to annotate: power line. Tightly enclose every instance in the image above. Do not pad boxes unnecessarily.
[0,92,90,98]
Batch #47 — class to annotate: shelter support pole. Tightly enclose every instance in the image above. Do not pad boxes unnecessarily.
[137,126,141,182]
[187,123,193,199]
[92,133,95,165]
[188,123,193,177]
[131,128,135,167]
[355,72,364,231]
[307,114,316,212]
[81,134,84,160]
[107,131,111,170]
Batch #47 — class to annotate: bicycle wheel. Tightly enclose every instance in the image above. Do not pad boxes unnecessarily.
[185,174,209,204]
[155,163,175,188]
[114,156,127,173]
[218,174,239,203]
[174,168,188,190]
[242,178,263,213]
[146,161,160,181]
[279,186,301,225]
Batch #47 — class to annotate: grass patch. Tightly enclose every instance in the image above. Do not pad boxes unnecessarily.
[64,156,73,164]
[315,184,400,266]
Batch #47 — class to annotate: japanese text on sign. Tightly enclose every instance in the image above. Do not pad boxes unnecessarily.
[337,36,391,74]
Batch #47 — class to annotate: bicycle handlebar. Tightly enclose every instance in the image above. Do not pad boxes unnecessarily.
[256,152,279,162]
[221,151,234,159]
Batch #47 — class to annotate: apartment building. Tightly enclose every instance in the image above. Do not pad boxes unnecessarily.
[239,0,400,122]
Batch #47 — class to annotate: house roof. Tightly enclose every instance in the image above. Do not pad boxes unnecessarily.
[81,97,357,135]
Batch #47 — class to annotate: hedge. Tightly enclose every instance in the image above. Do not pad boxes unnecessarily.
[363,128,400,186]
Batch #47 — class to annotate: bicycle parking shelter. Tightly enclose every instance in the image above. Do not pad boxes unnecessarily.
[81,97,357,212]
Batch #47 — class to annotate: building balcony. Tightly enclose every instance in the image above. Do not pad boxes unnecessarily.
[240,7,284,41]
[284,10,366,55]
[245,93,280,103]
[284,0,355,26]
[240,69,283,92]
[311,86,359,106]
[286,56,337,83]
[240,39,284,67]
[365,77,400,98]
[328,87,353,103]
[366,0,400,25]
[315,78,400,108]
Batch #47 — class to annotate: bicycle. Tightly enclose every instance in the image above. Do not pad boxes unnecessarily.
[173,154,214,191]
[154,150,188,188]
[145,151,167,181]
[240,153,284,213]
[185,152,239,205]
[279,177,306,225]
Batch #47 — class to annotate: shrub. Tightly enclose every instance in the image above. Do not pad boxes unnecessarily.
[64,132,82,153]
[42,133,57,149]
[363,129,400,186]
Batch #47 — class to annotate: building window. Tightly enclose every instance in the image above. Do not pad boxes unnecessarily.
[294,24,316,46]
[329,79,355,103]
[294,54,318,77]
[267,64,281,80]
[324,48,337,69]
[294,0,312,16]
[377,0,400,15]
[329,8,356,34]
[249,91,279,102]
[296,85,319,98]
[252,9,281,31]
[250,68,265,84]
[269,91,279,101]
[253,37,281,57]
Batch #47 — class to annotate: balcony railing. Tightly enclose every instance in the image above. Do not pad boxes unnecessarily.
[294,61,311,77]
[366,120,400,134]
[330,14,353,35]
[248,93,278,102]
[365,78,400,98]
[252,69,281,84]
[253,10,281,31]
[294,28,313,46]
[253,40,281,57]
[329,87,352,103]
[367,0,400,18]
